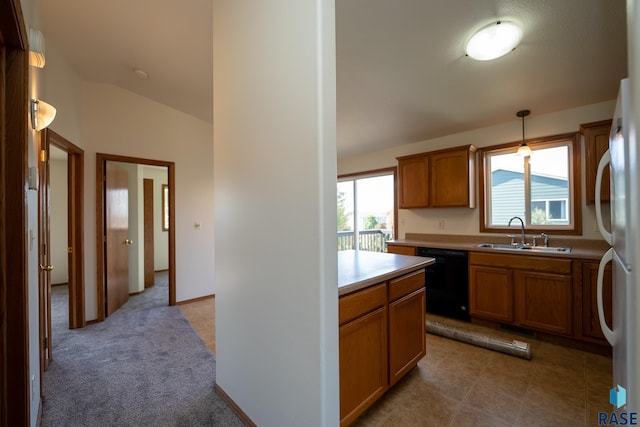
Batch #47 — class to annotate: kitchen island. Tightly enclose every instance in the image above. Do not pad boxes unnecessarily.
[338,250,435,426]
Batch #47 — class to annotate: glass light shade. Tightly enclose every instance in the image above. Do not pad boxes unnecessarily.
[517,142,532,157]
[30,99,57,131]
[466,21,522,61]
[29,28,46,68]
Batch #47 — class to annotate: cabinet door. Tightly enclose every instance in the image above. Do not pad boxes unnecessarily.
[340,306,388,426]
[582,120,612,204]
[469,265,514,322]
[397,155,429,208]
[386,244,416,256]
[582,261,613,341]
[429,147,475,208]
[516,271,573,335]
[389,288,426,386]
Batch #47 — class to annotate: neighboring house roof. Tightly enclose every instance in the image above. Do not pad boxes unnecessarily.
[492,169,568,188]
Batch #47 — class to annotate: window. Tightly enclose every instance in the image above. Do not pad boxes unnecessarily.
[480,132,581,234]
[337,168,397,252]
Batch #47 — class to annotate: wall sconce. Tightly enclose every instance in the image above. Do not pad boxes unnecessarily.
[30,99,57,131]
[516,109,532,157]
[29,28,46,68]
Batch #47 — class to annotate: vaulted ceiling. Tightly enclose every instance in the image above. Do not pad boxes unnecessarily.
[42,0,627,158]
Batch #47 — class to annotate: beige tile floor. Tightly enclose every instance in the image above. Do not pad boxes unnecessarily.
[179,297,216,355]
[180,300,613,427]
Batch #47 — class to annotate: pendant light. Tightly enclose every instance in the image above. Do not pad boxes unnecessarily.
[516,109,531,157]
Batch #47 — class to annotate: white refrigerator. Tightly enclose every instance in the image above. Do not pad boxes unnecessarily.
[595,78,639,412]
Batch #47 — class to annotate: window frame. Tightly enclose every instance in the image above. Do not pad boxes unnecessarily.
[337,167,398,249]
[478,132,582,235]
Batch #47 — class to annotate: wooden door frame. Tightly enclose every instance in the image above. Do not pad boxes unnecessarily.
[43,129,86,329]
[0,0,31,424]
[143,178,155,288]
[96,153,176,321]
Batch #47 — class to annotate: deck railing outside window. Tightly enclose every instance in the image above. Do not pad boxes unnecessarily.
[338,229,393,252]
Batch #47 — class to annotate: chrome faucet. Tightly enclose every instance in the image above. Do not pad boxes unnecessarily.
[508,216,527,246]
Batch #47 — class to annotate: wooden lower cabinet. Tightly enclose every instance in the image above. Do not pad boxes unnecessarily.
[516,270,573,335]
[389,287,426,385]
[469,252,573,336]
[469,265,514,322]
[339,269,426,426]
[339,307,388,425]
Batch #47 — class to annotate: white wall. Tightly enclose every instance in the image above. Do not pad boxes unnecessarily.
[213,1,339,425]
[50,157,69,284]
[41,45,84,144]
[80,82,215,316]
[142,166,169,271]
[42,46,214,318]
[338,101,616,240]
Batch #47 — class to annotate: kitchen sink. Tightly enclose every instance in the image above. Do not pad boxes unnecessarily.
[476,243,571,253]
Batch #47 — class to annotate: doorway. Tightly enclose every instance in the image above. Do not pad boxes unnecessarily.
[38,130,85,375]
[96,153,176,321]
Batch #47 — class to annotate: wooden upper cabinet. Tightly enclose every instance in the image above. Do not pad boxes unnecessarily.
[397,154,429,208]
[430,146,476,208]
[397,145,476,209]
[582,119,612,205]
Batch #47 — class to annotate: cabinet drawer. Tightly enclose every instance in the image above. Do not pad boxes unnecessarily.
[389,270,425,302]
[339,283,387,325]
[469,252,572,274]
[387,244,416,256]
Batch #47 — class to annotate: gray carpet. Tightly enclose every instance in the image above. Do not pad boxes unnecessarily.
[42,275,242,426]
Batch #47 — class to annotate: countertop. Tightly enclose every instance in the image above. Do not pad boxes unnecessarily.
[338,250,435,296]
[387,234,609,261]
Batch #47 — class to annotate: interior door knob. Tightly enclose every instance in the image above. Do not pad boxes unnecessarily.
[123,239,133,245]
[40,264,54,271]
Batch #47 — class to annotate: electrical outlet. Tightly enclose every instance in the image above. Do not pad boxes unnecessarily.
[438,220,445,230]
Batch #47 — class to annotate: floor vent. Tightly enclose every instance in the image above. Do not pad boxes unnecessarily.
[499,323,537,338]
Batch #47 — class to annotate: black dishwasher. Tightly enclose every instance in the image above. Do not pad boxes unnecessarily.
[416,247,470,321]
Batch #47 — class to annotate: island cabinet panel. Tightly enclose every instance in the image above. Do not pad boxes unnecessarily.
[339,283,387,325]
[388,270,425,301]
[582,119,612,205]
[338,265,428,426]
[389,287,426,386]
[582,261,613,342]
[516,271,573,335]
[397,154,429,208]
[469,265,514,322]
[339,307,388,426]
[386,244,416,256]
[397,145,476,209]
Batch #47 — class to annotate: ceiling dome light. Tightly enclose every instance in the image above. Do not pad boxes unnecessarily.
[134,68,149,80]
[465,21,522,61]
